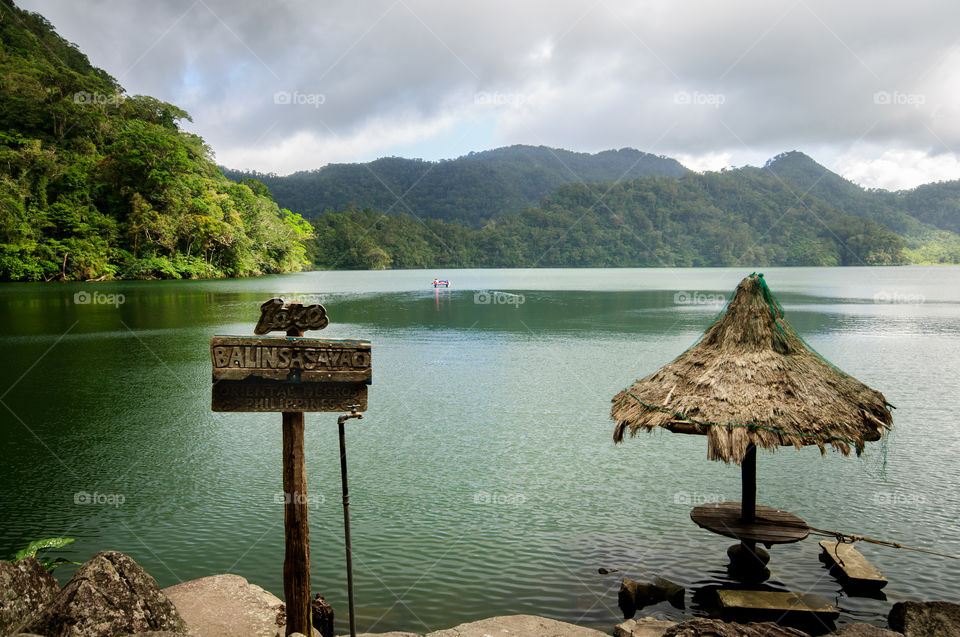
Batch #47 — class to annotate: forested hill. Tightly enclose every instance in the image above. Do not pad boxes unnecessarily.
[0,0,313,281]
[764,151,960,262]
[309,168,907,269]
[222,146,688,225]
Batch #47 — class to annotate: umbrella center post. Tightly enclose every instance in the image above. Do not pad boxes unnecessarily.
[740,443,756,522]
[727,540,771,582]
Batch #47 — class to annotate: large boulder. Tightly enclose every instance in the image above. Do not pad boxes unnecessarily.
[163,573,322,637]
[425,615,608,637]
[24,551,188,636]
[663,617,810,636]
[0,557,60,634]
[888,601,960,636]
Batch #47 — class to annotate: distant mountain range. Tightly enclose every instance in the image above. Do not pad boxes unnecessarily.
[225,145,960,268]
[221,145,688,225]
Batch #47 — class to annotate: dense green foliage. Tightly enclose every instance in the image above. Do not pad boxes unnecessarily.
[0,1,312,281]
[247,144,959,270]
[765,151,960,263]
[307,151,960,269]
[310,169,906,269]
[223,146,689,225]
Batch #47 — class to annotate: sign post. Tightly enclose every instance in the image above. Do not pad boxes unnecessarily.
[211,299,371,637]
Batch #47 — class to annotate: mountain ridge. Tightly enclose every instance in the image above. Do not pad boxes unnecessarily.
[222,145,688,225]
[225,145,960,234]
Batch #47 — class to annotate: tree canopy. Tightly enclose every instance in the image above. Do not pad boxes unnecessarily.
[309,169,908,270]
[0,0,312,281]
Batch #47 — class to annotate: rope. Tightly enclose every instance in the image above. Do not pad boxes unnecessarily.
[750,515,960,560]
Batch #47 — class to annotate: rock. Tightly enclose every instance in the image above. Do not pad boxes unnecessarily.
[831,623,903,636]
[619,578,647,619]
[614,616,679,637]
[888,601,960,636]
[25,551,188,637]
[614,619,637,637]
[346,633,420,637]
[164,574,281,637]
[163,573,322,637]
[619,577,685,618]
[652,578,685,610]
[0,557,60,634]
[424,614,608,637]
[312,593,335,637]
[663,617,810,636]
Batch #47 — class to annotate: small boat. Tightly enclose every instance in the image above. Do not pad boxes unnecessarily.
[432,279,451,288]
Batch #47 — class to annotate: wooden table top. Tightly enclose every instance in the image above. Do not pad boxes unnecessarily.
[690,501,809,545]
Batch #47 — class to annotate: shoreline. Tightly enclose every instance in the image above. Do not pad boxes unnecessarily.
[4,262,960,285]
[6,552,954,636]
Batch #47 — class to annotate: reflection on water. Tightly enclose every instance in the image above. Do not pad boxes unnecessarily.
[1,267,958,633]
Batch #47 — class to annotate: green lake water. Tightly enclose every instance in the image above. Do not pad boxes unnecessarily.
[1,267,958,633]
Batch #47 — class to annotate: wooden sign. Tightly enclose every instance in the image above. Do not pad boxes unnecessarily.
[255,298,329,334]
[210,336,370,412]
[211,336,372,383]
[212,380,367,412]
[210,297,370,636]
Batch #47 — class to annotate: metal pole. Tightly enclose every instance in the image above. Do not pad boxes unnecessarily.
[338,406,362,637]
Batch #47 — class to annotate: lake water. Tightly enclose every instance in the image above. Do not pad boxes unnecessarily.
[1,267,958,633]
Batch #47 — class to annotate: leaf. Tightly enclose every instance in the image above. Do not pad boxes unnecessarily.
[39,557,81,572]
[14,537,75,560]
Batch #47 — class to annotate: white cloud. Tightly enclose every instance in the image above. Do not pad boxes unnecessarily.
[673,152,735,173]
[216,112,462,175]
[16,0,960,184]
[834,149,960,190]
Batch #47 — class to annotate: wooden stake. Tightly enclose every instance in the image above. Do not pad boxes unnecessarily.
[282,411,311,636]
[283,327,311,637]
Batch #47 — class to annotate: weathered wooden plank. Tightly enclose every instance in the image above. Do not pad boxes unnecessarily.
[819,540,888,589]
[690,502,809,544]
[211,335,371,383]
[282,411,311,635]
[718,589,837,618]
[212,380,368,412]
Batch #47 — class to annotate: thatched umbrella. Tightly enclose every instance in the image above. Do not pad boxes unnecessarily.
[611,273,893,571]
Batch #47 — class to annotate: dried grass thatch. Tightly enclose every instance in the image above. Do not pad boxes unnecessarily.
[611,274,893,464]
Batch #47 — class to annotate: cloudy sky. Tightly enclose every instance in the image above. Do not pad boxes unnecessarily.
[20,0,960,189]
